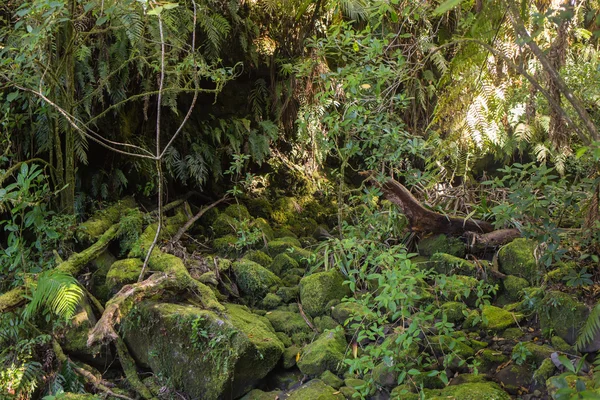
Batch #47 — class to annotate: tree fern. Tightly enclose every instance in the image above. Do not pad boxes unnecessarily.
[576,303,600,351]
[23,270,84,321]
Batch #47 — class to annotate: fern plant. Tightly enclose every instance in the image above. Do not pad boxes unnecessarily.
[23,270,84,321]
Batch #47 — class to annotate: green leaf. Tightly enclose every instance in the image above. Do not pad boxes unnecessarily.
[433,0,463,15]
[147,6,163,16]
[576,147,589,159]
[558,355,575,373]
[6,91,19,102]
[163,3,179,10]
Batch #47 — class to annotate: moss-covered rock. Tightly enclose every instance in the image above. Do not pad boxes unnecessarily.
[516,342,554,365]
[286,379,344,400]
[372,362,398,388]
[481,305,523,331]
[441,301,467,323]
[53,394,101,400]
[212,213,240,237]
[331,302,362,325]
[441,275,479,306]
[246,198,273,220]
[265,236,301,254]
[502,327,524,340]
[320,370,344,389]
[269,253,299,276]
[551,335,572,352]
[498,238,538,284]
[122,302,283,400]
[244,250,273,268]
[547,374,594,397]
[224,204,251,220]
[265,310,312,335]
[287,217,318,238]
[418,234,466,258]
[105,258,143,294]
[502,275,529,301]
[240,389,281,400]
[213,234,238,257]
[89,250,116,302]
[262,293,282,309]
[198,271,218,285]
[533,358,555,385]
[283,345,301,369]
[429,335,475,359]
[297,329,347,376]
[276,332,292,347]
[390,385,420,400]
[539,291,589,345]
[427,382,511,400]
[314,315,339,332]
[478,349,508,372]
[271,197,299,225]
[253,218,275,241]
[300,270,351,317]
[56,299,104,364]
[545,261,576,283]
[430,253,477,276]
[233,259,281,301]
[276,286,299,303]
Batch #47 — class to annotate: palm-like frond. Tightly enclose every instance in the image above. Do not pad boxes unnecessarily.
[576,303,600,351]
[23,270,84,321]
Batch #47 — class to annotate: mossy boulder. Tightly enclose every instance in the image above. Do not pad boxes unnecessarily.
[481,305,523,332]
[243,250,273,268]
[441,275,479,306]
[373,362,398,388]
[300,270,351,317]
[240,389,281,400]
[283,345,301,369]
[269,253,299,276]
[246,198,273,220]
[516,342,554,365]
[390,385,420,400]
[429,336,475,359]
[212,213,240,237]
[418,234,465,258]
[440,301,467,323]
[502,327,524,340]
[331,302,363,325]
[265,236,300,254]
[539,291,589,345]
[297,329,347,376]
[286,379,344,400]
[276,286,299,303]
[547,374,594,397]
[320,370,344,389]
[122,302,284,400]
[265,310,312,336]
[57,299,105,365]
[478,349,508,372]
[89,250,117,302]
[551,335,573,352]
[224,204,251,220]
[427,382,511,400]
[533,358,556,385]
[233,259,282,301]
[430,253,477,276]
[545,261,576,283]
[105,258,143,294]
[253,218,275,241]
[213,235,238,257]
[262,293,282,309]
[498,238,538,284]
[502,275,529,301]
[271,197,299,225]
[314,315,339,332]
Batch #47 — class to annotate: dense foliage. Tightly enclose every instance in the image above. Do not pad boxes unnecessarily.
[1,0,600,398]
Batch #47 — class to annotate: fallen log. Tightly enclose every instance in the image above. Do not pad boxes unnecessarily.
[465,228,522,253]
[363,173,494,235]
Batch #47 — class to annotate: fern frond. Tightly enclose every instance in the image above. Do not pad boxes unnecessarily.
[16,361,43,396]
[576,303,600,351]
[23,270,84,321]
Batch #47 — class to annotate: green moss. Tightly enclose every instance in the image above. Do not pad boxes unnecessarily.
[320,370,344,389]
[274,227,298,238]
[286,379,345,400]
[198,271,218,285]
[518,342,554,365]
[123,301,283,400]
[253,218,275,241]
[463,310,480,330]
[469,339,488,351]
[76,197,136,244]
[539,291,589,344]
[551,335,573,352]
[545,262,576,283]
[265,236,301,255]
[265,310,312,335]
[498,238,538,284]
[430,253,477,276]
[440,301,467,323]
[314,315,339,332]
[224,204,251,220]
[299,236,318,247]
[418,234,465,258]
[481,305,523,331]
[287,217,318,238]
[269,253,299,276]
[245,198,273,220]
[240,389,282,400]
[244,250,273,268]
[262,293,282,309]
[441,275,479,306]
[297,329,347,376]
[390,385,420,400]
[429,336,475,359]
[277,332,293,347]
[53,394,101,400]
[271,197,299,225]
[233,259,282,301]
[533,358,556,384]
[547,374,593,397]
[373,362,398,387]
[479,349,508,370]
[0,287,25,313]
[502,275,530,301]
[105,258,143,294]
[276,286,299,303]
[283,345,301,369]
[502,327,524,340]
[331,302,363,325]
[300,270,351,317]
[427,382,511,400]
[212,213,240,237]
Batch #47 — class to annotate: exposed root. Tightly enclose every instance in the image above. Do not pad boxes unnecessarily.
[52,340,134,400]
[115,336,155,400]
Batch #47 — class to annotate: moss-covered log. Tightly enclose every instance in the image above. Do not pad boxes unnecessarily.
[76,197,136,244]
[0,287,26,313]
[58,224,120,276]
